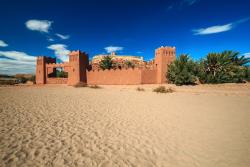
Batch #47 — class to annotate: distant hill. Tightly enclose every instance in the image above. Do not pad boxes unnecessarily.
[0,74,15,78]
[0,73,35,85]
[15,74,34,79]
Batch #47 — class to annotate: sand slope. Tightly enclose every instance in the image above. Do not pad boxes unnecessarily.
[0,84,250,167]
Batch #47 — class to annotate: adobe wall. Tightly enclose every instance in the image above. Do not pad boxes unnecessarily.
[87,68,142,85]
[46,78,68,84]
[141,69,157,84]
[87,68,157,85]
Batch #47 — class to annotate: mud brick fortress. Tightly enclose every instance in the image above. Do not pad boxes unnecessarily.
[36,46,176,85]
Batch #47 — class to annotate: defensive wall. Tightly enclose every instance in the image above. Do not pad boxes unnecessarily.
[36,46,176,85]
[86,68,157,85]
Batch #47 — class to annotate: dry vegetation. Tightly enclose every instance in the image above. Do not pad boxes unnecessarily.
[89,85,101,89]
[153,86,174,93]
[73,82,88,88]
[73,83,101,89]
[136,87,145,91]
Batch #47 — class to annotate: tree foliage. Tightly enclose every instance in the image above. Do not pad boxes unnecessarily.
[125,60,135,68]
[16,76,28,83]
[167,54,198,85]
[244,66,250,81]
[99,56,113,70]
[56,70,68,78]
[167,51,250,85]
[198,51,250,83]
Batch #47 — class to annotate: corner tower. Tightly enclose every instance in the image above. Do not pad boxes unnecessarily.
[154,46,176,84]
[68,50,89,85]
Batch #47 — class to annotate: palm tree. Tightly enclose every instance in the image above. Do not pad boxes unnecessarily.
[223,51,250,66]
[199,51,249,83]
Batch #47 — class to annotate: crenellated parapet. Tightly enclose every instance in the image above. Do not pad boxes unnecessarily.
[46,62,70,68]
[87,67,142,73]
[155,46,176,60]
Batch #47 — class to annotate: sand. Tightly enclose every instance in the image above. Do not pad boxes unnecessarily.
[0,83,250,167]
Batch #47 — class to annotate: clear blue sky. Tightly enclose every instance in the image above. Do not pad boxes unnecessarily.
[0,0,250,74]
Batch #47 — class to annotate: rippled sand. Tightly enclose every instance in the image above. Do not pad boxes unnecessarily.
[0,84,250,167]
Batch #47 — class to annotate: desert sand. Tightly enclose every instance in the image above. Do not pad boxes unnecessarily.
[0,84,250,167]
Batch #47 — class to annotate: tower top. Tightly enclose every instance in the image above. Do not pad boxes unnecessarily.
[69,50,87,56]
[69,50,81,55]
[156,46,176,53]
[158,46,176,49]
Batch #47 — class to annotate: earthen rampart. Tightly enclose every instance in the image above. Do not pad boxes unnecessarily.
[36,46,176,85]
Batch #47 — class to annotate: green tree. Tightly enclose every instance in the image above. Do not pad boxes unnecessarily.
[17,77,28,83]
[56,70,68,78]
[244,66,250,81]
[167,54,198,85]
[99,56,113,70]
[112,62,122,69]
[227,51,250,66]
[125,60,135,68]
[198,51,250,83]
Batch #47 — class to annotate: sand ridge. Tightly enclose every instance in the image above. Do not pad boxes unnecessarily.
[0,84,250,167]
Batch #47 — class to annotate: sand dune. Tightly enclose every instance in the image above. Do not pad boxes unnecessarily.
[0,84,250,167]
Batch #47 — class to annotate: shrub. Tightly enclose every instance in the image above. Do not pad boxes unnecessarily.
[28,75,36,84]
[99,56,113,70]
[73,82,87,88]
[136,87,145,91]
[17,77,28,84]
[244,66,250,82]
[89,85,101,89]
[167,54,198,85]
[153,86,174,93]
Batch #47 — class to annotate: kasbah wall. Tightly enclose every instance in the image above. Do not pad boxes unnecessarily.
[36,46,176,85]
